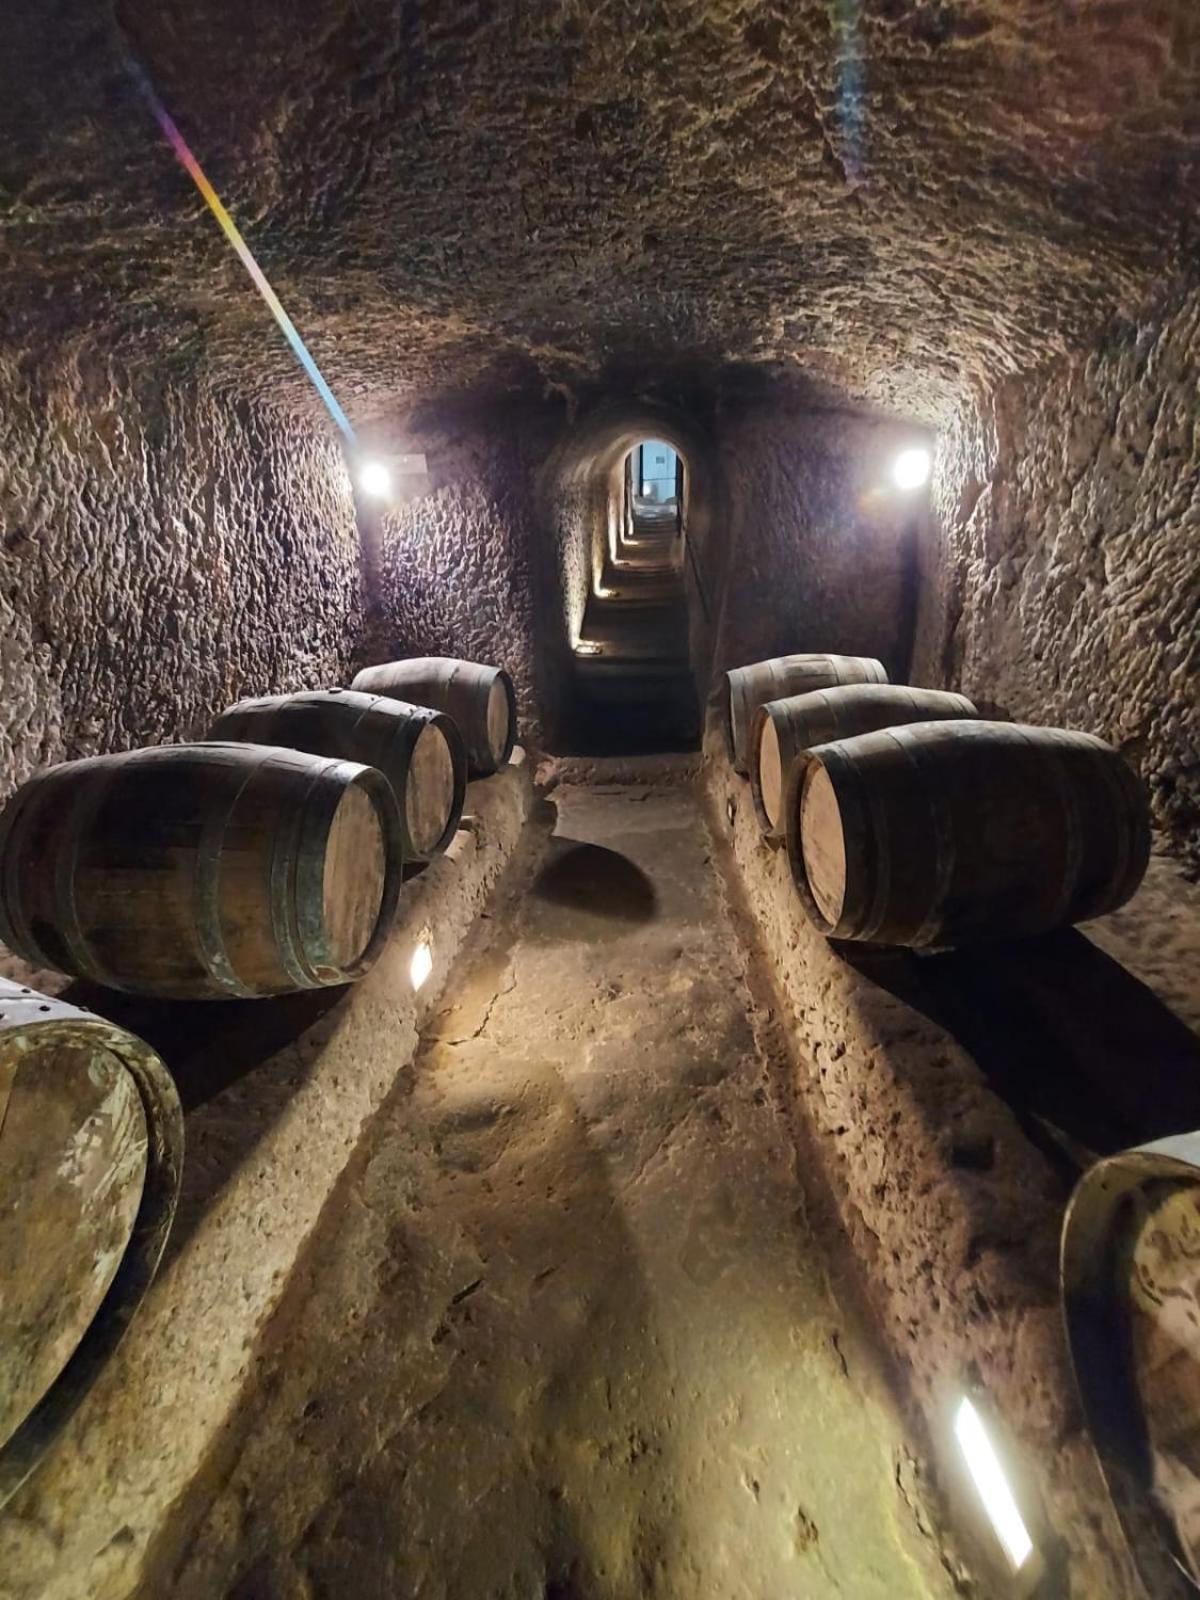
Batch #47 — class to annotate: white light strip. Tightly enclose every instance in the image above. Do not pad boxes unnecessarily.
[410,940,433,992]
[954,1398,1033,1571]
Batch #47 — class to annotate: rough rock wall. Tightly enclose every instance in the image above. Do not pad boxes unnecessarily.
[550,474,599,653]
[912,286,1200,874]
[9,0,1200,421]
[710,405,926,725]
[0,349,362,803]
[371,423,547,749]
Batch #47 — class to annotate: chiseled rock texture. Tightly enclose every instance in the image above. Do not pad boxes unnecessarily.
[0,350,362,804]
[3,2,1198,420]
[711,400,926,690]
[913,286,1200,873]
[365,406,563,750]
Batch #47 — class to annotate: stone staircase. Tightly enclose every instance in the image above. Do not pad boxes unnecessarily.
[570,497,699,750]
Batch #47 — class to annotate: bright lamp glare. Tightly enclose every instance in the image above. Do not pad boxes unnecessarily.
[358,460,393,499]
[892,447,932,491]
[954,1398,1033,1571]
[410,940,433,992]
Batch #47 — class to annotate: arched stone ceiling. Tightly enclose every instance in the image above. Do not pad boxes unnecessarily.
[3,0,1198,423]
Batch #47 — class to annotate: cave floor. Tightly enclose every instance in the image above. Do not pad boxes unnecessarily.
[147,782,960,1600]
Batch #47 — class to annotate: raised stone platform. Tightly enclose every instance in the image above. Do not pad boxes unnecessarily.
[0,753,533,1600]
[705,755,1200,1600]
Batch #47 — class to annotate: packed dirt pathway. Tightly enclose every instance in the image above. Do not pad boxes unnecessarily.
[146,780,960,1600]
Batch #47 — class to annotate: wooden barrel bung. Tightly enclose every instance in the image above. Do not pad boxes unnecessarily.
[351,657,516,778]
[209,689,466,862]
[724,654,888,775]
[0,743,403,999]
[749,684,978,838]
[0,979,182,1508]
[786,720,1150,947]
[1062,1135,1200,1595]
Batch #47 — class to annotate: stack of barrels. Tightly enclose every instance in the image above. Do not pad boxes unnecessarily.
[725,653,1149,948]
[0,654,515,1497]
[0,656,517,1000]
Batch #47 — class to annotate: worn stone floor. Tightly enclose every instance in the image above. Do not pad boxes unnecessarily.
[142,782,962,1600]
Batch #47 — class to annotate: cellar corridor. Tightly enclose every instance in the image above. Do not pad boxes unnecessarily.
[141,780,957,1600]
[570,444,698,754]
[2,2,1199,1597]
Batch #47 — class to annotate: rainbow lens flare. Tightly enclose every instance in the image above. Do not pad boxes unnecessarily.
[127,57,354,441]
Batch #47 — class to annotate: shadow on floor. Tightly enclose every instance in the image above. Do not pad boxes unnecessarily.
[841,930,1200,1176]
[63,977,354,1266]
[529,839,658,926]
[63,979,348,1115]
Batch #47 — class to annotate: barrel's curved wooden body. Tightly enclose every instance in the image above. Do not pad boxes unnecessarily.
[1062,1135,1200,1596]
[210,689,466,862]
[0,979,182,1507]
[0,743,402,998]
[351,657,516,777]
[750,684,977,837]
[786,720,1149,947]
[724,654,887,774]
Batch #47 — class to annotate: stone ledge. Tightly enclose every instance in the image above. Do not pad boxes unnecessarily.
[704,756,1154,1600]
[0,752,533,1600]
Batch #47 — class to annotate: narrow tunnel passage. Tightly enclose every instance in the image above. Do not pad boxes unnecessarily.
[548,417,709,759]
[573,439,696,754]
[147,781,957,1600]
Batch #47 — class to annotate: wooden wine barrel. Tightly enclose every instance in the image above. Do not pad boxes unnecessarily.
[749,684,978,838]
[724,654,888,775]
[1062,1134,1200,1594]
[0,743,403,998]
[785,721,1149,947]
[0,979,182,1508]
[209,689,466,863]
[351,657,516,777]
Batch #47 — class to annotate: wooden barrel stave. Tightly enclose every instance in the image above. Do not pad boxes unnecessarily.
[749,683,978,837]
[0,744,403,998]
[351,657,516,777]
[0,979,182,1507]
[1062,1136,1200,1596]
[209,689,466,863]
[724,654,888,774]
[785,720,1150,947]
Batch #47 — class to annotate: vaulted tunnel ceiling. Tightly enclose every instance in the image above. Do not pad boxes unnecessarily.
[3,0,1199,424]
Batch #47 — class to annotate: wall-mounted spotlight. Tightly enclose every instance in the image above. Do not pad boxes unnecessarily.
[357,459,394,500]
[574,641,602,657]
[891,447,932,492]
[410,936,434,992]
[953,1397,1034,1573]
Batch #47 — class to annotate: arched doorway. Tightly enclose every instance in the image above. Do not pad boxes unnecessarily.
[537,405,717,756]
[568,434,695,752]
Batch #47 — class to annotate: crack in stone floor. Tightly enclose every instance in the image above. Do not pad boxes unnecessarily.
[143,782,962,1600]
